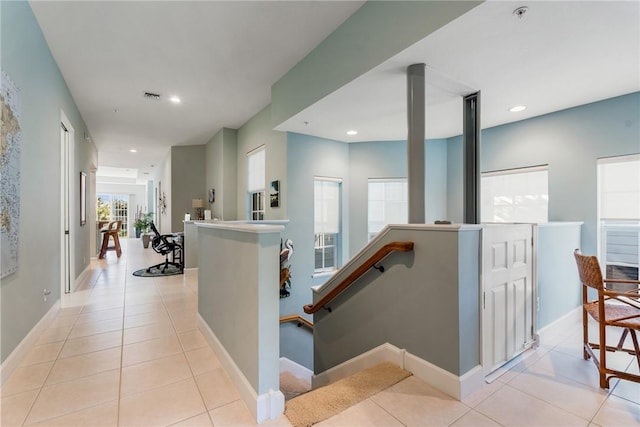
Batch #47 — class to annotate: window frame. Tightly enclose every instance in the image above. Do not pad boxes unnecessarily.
[597,154,640,280]
[480,165,549,224]
[96,193,129,237]
[314,177,342,274]
[367,178,408,241]
[246,146,266,221]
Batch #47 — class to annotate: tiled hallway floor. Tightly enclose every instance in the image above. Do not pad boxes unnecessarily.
[1,238,640,426]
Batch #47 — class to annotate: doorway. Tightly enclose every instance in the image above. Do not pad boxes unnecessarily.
[60,111,75,295]
[97,193,130,237]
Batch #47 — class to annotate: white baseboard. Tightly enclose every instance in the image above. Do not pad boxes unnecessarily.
[312,343,403,389]
[537,307,581,346]
[197,315,284,423]
[1,300,60,384]
[279,357,312,384]
[405,351,483,400]
[72,264,93,292]
[313,343,483,400]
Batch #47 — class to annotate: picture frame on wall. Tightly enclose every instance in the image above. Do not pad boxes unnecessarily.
[270,180,280,208]
[80,171,87,226]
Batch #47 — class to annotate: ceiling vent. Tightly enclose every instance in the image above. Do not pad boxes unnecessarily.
[143,92,161,100]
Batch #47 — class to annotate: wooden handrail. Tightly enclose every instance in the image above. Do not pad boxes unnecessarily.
[303,241,414,314]
[280,314,313,330]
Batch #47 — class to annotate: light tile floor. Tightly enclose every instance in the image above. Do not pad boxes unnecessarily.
[1,239,639,426]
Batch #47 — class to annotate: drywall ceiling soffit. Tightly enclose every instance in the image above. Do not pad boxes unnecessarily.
[277,1,640,142]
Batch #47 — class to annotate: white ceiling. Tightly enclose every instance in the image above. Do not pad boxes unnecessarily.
[278,0,640,142]
[31,1,639,182]
[30,0,365,180]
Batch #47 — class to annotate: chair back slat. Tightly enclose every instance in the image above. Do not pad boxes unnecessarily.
[150,222,160,237]
[574,249,604,290]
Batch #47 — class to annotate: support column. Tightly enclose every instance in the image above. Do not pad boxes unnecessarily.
[463,92,481,224]
[407,63,426,224]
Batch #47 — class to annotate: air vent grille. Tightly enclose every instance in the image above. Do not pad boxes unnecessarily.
[144,92,161,100]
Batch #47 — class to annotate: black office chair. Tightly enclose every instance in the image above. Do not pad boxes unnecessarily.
[146,222,183,273]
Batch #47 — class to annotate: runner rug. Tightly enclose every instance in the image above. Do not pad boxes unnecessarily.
[285,362,412,427]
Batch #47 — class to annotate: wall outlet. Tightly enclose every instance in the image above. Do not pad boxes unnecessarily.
[43,288,51,302]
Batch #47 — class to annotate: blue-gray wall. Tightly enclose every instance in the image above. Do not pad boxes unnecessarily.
[348,139,448,255]
[535,223,583,329]
[236,105,288,221]
[282,134,450,368]
[1,1,97,362]
[447,92,640,255]
[171,145,206,231]
[313,226,481,376]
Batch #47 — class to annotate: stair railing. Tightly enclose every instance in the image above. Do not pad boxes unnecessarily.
[303,241,414,314]
[280,314,313,330]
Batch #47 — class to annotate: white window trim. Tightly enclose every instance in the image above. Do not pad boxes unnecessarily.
[247,146,266,220]
[314,177,342,273]
[597,154,640,278]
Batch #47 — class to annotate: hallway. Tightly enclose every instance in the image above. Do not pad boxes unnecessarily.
[1,239,640,426]
[0,240,289,426]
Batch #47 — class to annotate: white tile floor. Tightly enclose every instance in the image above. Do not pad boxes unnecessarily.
[1,238,639,426]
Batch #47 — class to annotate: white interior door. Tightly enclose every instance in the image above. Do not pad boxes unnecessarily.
[61,123,71,294]
[60,111,75,296]
[482,224,535,375]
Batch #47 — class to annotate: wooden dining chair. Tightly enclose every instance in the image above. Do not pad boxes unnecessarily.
[99,220,122,259]
[573,249,640,388]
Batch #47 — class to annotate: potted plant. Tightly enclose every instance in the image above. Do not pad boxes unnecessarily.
[134,212,154,248]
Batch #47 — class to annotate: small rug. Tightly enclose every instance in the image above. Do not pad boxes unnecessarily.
[285,362,411,427]
[132,264,183,277]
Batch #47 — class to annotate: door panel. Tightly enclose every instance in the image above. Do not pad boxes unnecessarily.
[490,283,508,366]
[483,224,534,375]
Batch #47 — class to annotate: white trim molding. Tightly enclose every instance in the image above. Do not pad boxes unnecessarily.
[312,342,483,400]
[1,300,60,384]
[312,343,403,389]
[279,357,312,385]
[198,315,284,423]
[536,306,582,347]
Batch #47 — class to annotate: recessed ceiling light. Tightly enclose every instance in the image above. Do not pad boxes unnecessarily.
[169,96,181,104]
[509,105,527,112]
[129,149,137,153]
[346,130,358,135]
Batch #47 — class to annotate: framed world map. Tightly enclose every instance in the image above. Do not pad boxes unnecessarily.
[1,70,22,278]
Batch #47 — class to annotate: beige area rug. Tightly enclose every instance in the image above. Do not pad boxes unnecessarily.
[285,362,412,427]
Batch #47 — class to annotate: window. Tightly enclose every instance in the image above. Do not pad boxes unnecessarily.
[96,193,129,237]
[481,166,548,223]
[314,178,341,273]
[247,146,265,220]
[598,155,640,280]
[368,178,408,240]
